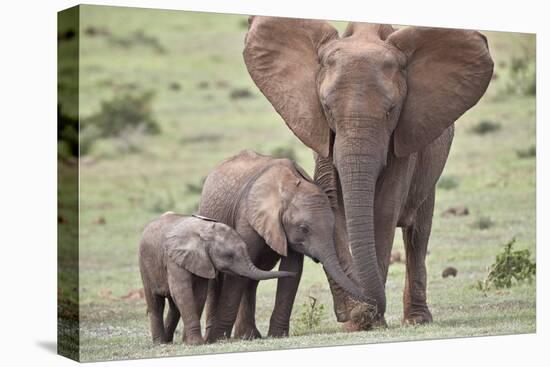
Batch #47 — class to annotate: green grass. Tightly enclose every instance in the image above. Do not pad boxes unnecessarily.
[58,5,535,362]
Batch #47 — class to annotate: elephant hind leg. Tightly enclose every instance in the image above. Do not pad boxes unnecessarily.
[402,190,435,325]
[144,288,168,344]
[268,251,304,337]
[164,297,180,342]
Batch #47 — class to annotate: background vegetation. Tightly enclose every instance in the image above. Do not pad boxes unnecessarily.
[57,5,536,361]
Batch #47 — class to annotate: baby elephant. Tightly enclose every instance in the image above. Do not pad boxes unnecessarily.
[139,212,295,345]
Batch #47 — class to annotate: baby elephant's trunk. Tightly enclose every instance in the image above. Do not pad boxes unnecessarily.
[235,256,296,280]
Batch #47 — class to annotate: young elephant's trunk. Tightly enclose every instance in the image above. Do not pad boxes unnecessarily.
[234,255,296,280]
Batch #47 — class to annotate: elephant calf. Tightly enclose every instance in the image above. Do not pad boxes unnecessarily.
[139,212,295,345]
[199,150,372,342]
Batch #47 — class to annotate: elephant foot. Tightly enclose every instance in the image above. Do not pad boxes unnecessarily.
[345,303,386,331]
[184,334,205,346]
[267,326,289,338]
[234,325,262,340]
[152,336,172,345]
[403,308,433,325]
[205,328,230,344]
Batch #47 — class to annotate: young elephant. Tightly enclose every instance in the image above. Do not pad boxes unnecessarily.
[139,212,295,345]
[199,150,372,342]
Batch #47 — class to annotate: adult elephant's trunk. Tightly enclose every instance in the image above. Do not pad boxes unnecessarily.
[334,145,386,318]
[318,248,373,306]
[234,255,296,280]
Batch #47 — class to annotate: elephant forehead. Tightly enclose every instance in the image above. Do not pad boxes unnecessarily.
[329,41,402,69]
[292,190,331,210]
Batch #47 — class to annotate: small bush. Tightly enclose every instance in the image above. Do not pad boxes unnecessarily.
[437,175,459,190]
[293,296,326,335]
[477,238,536,291]
[471,216,494,230]
[469,120,501,135]
[516,145,536,159]
[81,91,160,155]
[85,91,159,138]
[502,52,536,97]
[270,146,297,162]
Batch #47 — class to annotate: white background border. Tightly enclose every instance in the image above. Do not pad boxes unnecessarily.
[0,0,546,366]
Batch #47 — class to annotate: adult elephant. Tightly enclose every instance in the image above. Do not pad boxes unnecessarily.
[243,17,493,328]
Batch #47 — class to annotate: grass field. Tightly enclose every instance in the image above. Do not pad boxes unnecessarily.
[58,5,536,362]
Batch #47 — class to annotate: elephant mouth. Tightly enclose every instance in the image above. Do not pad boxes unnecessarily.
[289,242,319,262]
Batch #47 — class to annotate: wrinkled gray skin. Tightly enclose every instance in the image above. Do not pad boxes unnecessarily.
[244,17,493,328]
[198,151,372,342]
[139,213,295,345]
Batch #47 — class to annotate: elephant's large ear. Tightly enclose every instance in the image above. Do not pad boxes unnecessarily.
[244,16,339,158]
[165,220,216,279]
[246,167,289,257]
[387,27,494,157]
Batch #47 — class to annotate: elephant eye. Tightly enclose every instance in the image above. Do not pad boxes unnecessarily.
[299,225,310,235]
[386,105,396,118]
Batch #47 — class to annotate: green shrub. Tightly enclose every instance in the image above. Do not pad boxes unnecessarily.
[516,145,536,159]
[437,175,459,190]
[469,120,501,135]
[80,91,160,156]
[84,91,160,138]
[293,296,326,335]
[503,52,536,97]
[477,238,536,291]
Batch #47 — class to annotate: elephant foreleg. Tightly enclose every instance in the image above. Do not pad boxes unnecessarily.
[205,274,247,343]
[204,275,222,341]
[268,251,304,337]
[167,264,204,345]
[234,279,262,340]
[402,190,435,325]
[193,277,209,319]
